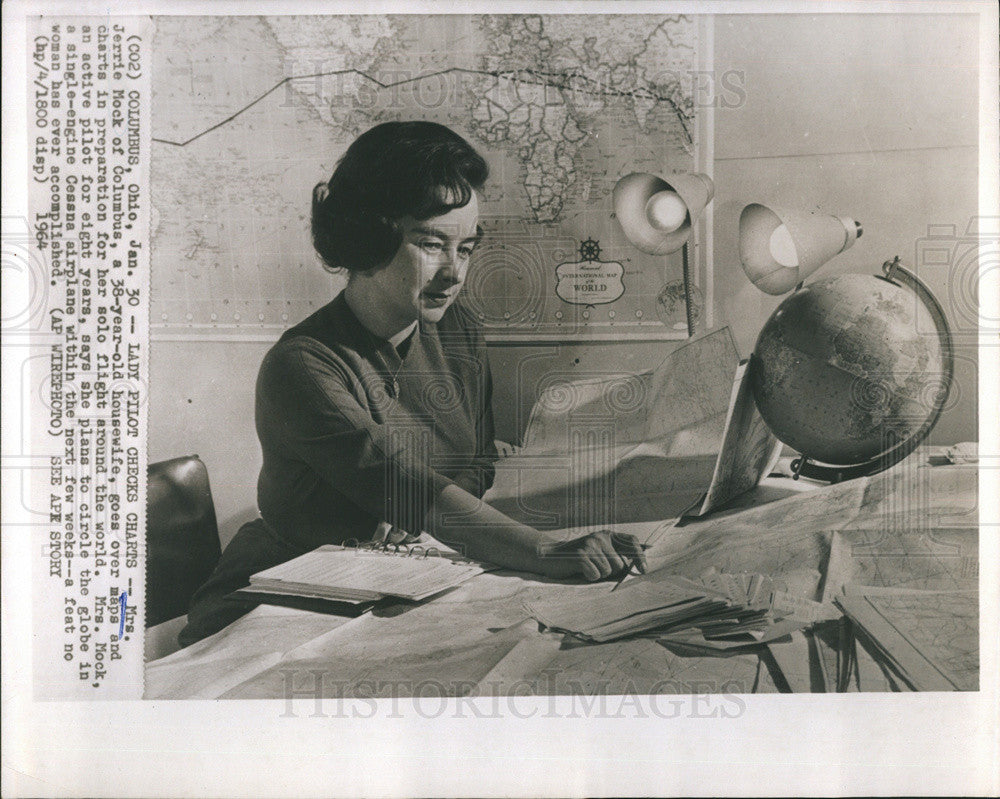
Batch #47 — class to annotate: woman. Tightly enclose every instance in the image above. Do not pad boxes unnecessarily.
[180,121,645,646]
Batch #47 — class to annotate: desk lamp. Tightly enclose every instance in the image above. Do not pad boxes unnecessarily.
[738,202,862,294]
[738,202,954,482]
[613,171,714,336]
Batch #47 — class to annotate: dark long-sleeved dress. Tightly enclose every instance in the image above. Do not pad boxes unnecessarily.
[179,292,497,646]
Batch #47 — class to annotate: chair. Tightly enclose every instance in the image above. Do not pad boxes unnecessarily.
[144,455,222,660]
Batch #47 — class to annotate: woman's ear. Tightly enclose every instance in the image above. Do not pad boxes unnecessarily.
[313,182,330,204]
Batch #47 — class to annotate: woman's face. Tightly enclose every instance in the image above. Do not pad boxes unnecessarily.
[369,193,481,329]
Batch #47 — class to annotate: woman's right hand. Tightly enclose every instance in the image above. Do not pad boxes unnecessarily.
[536,530,647,582]
[430,484,648,582]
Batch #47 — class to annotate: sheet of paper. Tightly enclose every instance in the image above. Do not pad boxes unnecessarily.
[526,565,835,645]
[486,327,743,529]
[520,372,652,454]
[765,631,816,693]
[486,442,719,528]
[847,456,979,531]
[831,528,978,594]
[837,589,978,691]
[850,629,895,692]
[643,327,742,451]
[686,359,783,517]
[519,327,740,458]
[143,604,356,699]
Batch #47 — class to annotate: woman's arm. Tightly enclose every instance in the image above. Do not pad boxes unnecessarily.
[443,305,498,497]
[447,357,498,497]
[262,338,644,581]
[428,319,646,580]
[428,483,646,581]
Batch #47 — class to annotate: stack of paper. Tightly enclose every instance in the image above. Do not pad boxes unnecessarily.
[526,568,832,644]
[835,586,978,691]
[660,569,840,650]
[528,576,729,643]
[245,545,485,604]
[686,569,777,638]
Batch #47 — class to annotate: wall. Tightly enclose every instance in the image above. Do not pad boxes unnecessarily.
[711,12,979,443]
[150,339,269,543]
[150,12,980,548]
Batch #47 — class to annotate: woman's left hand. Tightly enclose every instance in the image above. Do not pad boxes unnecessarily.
[493,439,521,458]
[373,520,421,546]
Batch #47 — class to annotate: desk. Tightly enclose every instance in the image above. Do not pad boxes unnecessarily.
[145,454,978,699]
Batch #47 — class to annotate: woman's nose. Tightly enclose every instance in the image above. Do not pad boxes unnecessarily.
[437,250,466,282]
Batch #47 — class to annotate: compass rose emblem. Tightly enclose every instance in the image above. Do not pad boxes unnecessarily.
[579,238,602,262]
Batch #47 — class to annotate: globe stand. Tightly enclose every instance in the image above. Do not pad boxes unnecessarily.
[788,257,954,483]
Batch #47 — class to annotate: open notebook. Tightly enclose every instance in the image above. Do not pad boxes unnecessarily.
[242,544,486,605]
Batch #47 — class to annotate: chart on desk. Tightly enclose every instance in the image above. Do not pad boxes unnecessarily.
[151,15,703,338]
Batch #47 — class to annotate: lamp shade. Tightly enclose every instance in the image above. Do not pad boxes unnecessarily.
[613,171,715,255]
[739,203,862,294]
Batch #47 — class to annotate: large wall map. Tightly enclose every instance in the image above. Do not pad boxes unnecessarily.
[151,15,701,339]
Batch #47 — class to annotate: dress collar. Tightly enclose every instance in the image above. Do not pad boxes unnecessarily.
[328,291,423,368]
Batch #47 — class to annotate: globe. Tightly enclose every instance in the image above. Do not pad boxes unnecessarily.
[749,270,950,470]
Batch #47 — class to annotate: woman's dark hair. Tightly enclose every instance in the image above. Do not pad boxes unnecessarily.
[312,121,488,273]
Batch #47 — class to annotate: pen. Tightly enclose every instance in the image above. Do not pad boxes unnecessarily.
[610,544,651,592]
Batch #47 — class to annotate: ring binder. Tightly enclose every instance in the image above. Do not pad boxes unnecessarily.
[240,543,486,605]
[342,539,446,560]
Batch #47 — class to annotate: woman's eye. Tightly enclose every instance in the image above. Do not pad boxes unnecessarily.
[419,240,444,253]
[458,246,475,259]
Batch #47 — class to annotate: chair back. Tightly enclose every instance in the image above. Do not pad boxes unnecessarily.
[146,455,221,627]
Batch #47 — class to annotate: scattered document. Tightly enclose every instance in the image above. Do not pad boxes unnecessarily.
[520,326,739,457]
[526,566,838,644]
[487,328,779,527]
[526,574,728,642]
[684,359,783,517]
[835,587,978,691]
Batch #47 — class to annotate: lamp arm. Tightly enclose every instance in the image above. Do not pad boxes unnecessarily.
[682,241,695,337]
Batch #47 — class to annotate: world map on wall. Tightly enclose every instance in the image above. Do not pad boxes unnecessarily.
[151,15,699,337]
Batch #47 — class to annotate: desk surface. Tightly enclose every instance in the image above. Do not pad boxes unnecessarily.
[145,456,978,699]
